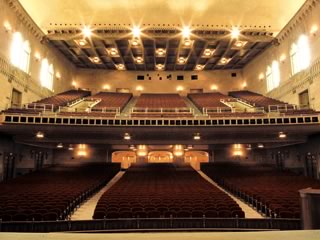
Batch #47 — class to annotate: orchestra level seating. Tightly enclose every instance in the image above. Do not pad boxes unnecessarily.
[93,163,244,219]
[0,163,120,221]
[201,163,320,219]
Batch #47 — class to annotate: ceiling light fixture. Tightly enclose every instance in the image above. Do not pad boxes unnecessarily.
[116,64,125,70]
[82,26,92,38]
[132,26,141,38]
[202,48,215,57]
[231,27,240,39]
[89,56,101,64]
[36,132,44,139]
[135,56,144,64]
[195,64,204,71]
[182,26,191,38]
[177,57,186,64]
[234,40,247,48]
[183,39,192,47]
[219,57,231,65]
[156,64,164,70]
[155,48,166,56]
[136,86,143,91]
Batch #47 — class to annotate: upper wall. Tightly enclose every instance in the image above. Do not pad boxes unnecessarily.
[0,0,76,110]
[243,0,320,109]
[75,69,244,96]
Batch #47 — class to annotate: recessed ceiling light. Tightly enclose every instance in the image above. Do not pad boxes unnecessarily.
[107,48,119,57]
[36,132,44,139]
[183,39,193,47]
[234,41,247,48]
[202,48,215,57]
[103,84,110,90]
[116,64,125,70]
[74,39,88,47]
[135,56,144,64]
[89,56,101,64]
[177,57,186,64]
[156,48,166,56]
[156,64,164,70]
[82,26,92,38]
[195,64,204,70]
[219,57,231,65]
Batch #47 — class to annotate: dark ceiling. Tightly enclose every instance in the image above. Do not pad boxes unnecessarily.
[47,27,273,71]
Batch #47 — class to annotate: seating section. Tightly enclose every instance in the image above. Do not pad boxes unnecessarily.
[188,92,232,112]
[228,90,290,111]
[132,94,193,118]
[90,92,132,112]
[93,164,244,219]
[0,163,120,221]
[201,163,320,219]
[3,90,91,115]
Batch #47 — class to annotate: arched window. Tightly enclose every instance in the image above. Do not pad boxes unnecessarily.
[266,61,280,92]
[290,35,311,75]
[40,59,54,90]
[10,32,31,73]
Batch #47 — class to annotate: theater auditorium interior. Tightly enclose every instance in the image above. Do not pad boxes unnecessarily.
[0,0,320,239]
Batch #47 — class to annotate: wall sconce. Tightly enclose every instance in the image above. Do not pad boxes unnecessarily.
[4,21,12,32]
[55,72,61,79]
[34,52,41,61]
[310,25,318,36]
[279,54,286,63]
[259,73,264,81]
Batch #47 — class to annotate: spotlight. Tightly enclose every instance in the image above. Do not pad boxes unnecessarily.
[82,26,92,38]
[34,52,41,61]
[202,49,214,57]
[132,26,141,38]
[36,132,44,139]
[231,27,240,39]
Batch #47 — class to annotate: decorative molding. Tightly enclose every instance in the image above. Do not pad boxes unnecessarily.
[0,54,52,99]
[277,0,320,43]
[267,57,320,99]
[5,0,45,40]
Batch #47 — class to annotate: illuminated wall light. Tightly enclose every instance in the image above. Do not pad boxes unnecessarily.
[124,133,131,140]
[310,25,318,35]
[259,73,265,80]
[182,26,191,38]
[137,145,148,157]
[55,72,61,79]
[82,26,92,38]
[257,143,264,149]
[77,150,87,156]
[193,133,201,140]
[233,150,243,156]
[176,86,184,92]
[187,145,193,149]
[231,27,240,39]
[4,21,12,32]
[129,145,135,150]
[233,144,242,149]
[34,52,41,61]
[36,131,44,139]
[68,145,74,151]
[103,84,110,90]
[279,54,286,63]
[72,81,77,87]
[242,82,247,88]
[108,48,118,56]
[211,85,218,91]
[173,145,184,157]
[136,86,143,91]
[57,143,63,149]
[279,132,287,139]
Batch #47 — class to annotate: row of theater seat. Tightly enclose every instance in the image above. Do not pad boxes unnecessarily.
[93,164,245,219]
[201,163,320,219]
[0,163,120,221]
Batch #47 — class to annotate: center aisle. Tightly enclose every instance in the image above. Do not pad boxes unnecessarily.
[198,171,263,219]
[71,171,125,220]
